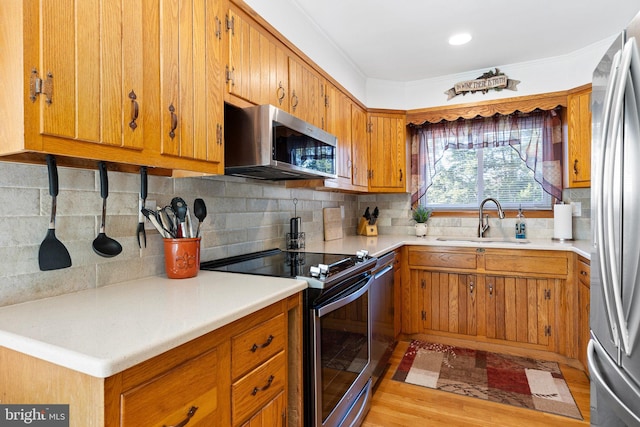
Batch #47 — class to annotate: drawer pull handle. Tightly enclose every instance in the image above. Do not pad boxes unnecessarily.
[581,270,588,276]
[251,375,275,395]
[250,334,274,352]
[163,406,198,427]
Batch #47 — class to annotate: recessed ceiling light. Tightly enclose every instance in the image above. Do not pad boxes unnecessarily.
[449,33,472,46]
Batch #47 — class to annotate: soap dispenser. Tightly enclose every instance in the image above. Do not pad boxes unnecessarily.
[515,205,527,239]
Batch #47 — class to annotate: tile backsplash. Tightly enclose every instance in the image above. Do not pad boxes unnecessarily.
[0,160,591,307]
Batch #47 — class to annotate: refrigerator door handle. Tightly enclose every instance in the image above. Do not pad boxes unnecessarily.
[623,36,640,356]
[597,47,624,349]
[588,339,640,425]
[605,37,638,356]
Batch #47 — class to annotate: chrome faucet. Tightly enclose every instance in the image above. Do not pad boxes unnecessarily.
[478,197,505,238]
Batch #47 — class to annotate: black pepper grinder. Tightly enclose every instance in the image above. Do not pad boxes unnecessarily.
[289,198,301,249]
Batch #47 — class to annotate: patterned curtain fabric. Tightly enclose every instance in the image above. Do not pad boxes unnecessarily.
[410,109,563,207]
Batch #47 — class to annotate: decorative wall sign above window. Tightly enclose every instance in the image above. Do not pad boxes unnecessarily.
[445,68,520,100]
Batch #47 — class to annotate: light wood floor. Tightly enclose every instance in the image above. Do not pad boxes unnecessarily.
[362,341,591,427]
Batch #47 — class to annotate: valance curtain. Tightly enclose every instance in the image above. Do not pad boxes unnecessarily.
[410,109,563,207]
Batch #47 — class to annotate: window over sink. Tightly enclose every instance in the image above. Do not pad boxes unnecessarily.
[410,109,563,210]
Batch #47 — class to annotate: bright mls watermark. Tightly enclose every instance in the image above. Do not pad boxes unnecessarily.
[0,405,68,426]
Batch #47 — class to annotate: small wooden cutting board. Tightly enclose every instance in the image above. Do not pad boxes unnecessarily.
[323,207,343,241]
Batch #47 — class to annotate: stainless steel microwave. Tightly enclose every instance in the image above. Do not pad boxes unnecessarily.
[224,104,337,180]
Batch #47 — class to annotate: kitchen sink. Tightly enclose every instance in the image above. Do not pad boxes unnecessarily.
[435,236,530,244]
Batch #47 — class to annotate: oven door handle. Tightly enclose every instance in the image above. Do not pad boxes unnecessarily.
[315,275,372,317]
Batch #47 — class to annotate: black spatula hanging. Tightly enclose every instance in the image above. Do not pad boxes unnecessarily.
[38,155,72,271]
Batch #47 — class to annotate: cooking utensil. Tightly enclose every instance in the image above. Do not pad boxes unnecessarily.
[141,208,172,238]
[194,198,207,237]
[158,206,176,238]
[171,197,188,238]
[92,162,122,257]
[137,166,147,248]
[185,206,194,238]
[38,155,72,271]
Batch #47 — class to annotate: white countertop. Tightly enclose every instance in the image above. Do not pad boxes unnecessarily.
[0,235,590,379]
[303,234,592,259]
[0,271,307,378]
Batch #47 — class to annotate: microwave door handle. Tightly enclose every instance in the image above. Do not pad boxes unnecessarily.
[597,47,623,349]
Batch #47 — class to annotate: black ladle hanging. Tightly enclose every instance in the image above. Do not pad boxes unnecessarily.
[92,162,122,257]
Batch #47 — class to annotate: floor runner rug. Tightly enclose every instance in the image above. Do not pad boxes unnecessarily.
[392,340,582,420]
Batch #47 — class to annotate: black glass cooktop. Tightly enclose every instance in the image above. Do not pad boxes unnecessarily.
[200,248,357,279]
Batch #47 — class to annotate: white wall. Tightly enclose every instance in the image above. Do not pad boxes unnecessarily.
[245,0,617,110]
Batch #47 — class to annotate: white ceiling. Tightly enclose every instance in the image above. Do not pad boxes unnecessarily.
[289,0,640,82]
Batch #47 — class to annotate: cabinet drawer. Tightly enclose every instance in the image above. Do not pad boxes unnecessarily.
[484,254,568,276]
[232,313,285,379]
[577,257,591,287]
[408,248,477,269]
[232,351,286,425]
[121,348,219,426]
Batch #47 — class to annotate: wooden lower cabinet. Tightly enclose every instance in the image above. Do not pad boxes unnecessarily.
[403,246,572,355]
[577,256,591,372]
[409,270,477,337]
[0,295,300,427]
[121,348,221,426]
[484,276,554,348]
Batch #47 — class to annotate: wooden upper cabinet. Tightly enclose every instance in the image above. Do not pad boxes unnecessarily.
[158,0,224,164]
[4,0,144,159]
[41,0,143,150]
[288,56,325,129]
[325,84,352,181]
[367,112,407,192]
[567,86,591,188]
[351,104,369,189]
[226,7,289,110]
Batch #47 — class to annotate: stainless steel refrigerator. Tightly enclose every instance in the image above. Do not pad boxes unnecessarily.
[590,10,640,427]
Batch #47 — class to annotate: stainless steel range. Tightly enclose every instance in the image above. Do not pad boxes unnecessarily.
[200,248,377,427]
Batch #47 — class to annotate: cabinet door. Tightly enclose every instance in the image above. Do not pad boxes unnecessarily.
[412,270,477,336]
[367,113,406,191]
[39,0,143,150]
[288,56,324,129]
[577,258,591,372]
[325,84,352,181]
[484,276,554,349]
[351,104,369,189]
[226,8,288,109]
[121,348,221,426]
[240,391,286,427]
[159,0,224,164]
[567,88,591,188]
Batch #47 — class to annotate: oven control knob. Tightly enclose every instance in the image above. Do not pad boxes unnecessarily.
[309,266,321,278]
[356,250,369,260]
[318,263,329,276]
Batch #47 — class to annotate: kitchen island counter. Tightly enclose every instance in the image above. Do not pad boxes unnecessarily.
[0,271,306,378]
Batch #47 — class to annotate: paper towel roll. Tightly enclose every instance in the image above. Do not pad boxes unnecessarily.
[553,204,573,240]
